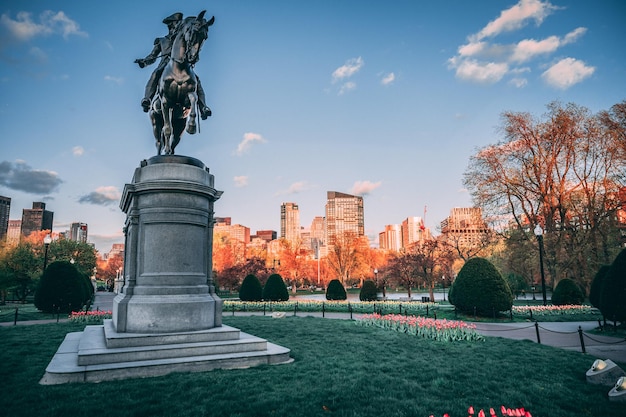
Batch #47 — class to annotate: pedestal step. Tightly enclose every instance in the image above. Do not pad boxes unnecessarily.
[40,324,292,385]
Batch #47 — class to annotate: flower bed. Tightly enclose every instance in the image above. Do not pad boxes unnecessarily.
[357,313,484,342]
[432,406,531,417]
[511,304,601,321]
[69,310,112,323]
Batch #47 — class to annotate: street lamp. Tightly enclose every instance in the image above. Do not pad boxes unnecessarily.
[534,224,548,306]
[442,275,446,301]
[43,234,52,270]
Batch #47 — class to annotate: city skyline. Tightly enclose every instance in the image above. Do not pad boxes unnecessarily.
[1,0,624,253]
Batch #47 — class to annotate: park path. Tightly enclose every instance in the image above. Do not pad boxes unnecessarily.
[4,292,626,364]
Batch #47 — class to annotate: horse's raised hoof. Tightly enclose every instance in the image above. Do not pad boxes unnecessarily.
[200,107,211,120]
[186,123,197,135]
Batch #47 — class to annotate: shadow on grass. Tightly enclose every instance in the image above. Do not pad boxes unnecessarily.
[0,316,623,417]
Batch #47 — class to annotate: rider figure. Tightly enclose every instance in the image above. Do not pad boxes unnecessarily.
[135,12,212,120]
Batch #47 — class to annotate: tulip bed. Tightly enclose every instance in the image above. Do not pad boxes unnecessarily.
[357,313,484,342]
[68,310,112,323]
[223,299,602,322]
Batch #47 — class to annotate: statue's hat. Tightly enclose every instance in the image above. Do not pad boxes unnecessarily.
[163,12,183,24]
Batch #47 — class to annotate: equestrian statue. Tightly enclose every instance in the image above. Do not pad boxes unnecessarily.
[135,11,214,155]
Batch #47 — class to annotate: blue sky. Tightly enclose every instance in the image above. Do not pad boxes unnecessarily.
[1,0,624,253]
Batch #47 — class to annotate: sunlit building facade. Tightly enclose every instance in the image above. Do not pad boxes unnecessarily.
[325,191,364,246]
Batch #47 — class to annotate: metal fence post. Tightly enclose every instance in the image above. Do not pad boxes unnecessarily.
[578,326,586,353]
[535,322,541,344]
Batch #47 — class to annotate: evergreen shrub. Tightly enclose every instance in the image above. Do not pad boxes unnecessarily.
[448,257,513,316]
[359,280,378,301]
[326,279,347,300]
[262,273,289,301]
[551,278,584,305]
[599,249,626,322]
[589,265,610,309]
[239,274,263,301]
[34,261,91,313]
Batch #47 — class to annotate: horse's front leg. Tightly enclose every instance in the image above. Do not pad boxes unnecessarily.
[186,91,198,135]
[162,99,173,154]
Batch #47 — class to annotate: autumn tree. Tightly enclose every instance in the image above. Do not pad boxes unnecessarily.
[412,239,455,302]
[464,101,626,293]
[385,252,420,298]
[326,232,369,286]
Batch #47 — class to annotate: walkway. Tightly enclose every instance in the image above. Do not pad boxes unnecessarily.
[4,292,626,364]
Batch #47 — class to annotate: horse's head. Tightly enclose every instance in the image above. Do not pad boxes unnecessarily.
[182,11,214,64]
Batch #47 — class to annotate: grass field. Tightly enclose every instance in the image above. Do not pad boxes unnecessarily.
[1,315,624,417]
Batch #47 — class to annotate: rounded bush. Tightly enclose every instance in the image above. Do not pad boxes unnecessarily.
[600,249,626,321]
[449,257,513,316]
[326,279,347,301]
[589,265,610,309]
[359,280,378,301]
[34,261,90,313]
[551,278,584,305]
[262,273,289,301]
[239,274,263,301]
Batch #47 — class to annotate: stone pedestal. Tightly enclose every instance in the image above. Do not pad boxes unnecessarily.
[40,156,291,384]
[113,155,223,333]
[586,359,626,386]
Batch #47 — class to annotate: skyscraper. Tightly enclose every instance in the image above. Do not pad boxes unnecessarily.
[21,202,53,237]
[280,202,300,246]
[70,222,88,243]
[0,195,10,241]
[401,216,425,249]
[325,191,364,246]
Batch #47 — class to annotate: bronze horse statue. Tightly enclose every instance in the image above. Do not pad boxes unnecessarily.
[150,11,214,155]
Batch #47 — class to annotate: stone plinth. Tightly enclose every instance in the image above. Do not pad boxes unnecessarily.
[40,156,292,384]
[113,155,223,333]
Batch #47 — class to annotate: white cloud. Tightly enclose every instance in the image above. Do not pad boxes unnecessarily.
[454,59,509,84]
[472,0,558,42]
[332,57,364,83]
[0,10,87,42]
[338,81,356,95]
[448,0,590,87]
[510,35,560,63]
[350,180,382,196]
[235,132,266,155]
[381,72,395,85]
[563,27,587,45]
[541,57,595,89]
[72,146,84,156]
[104,75,123,85]
[509,77,528,88]
[233,176,248,187]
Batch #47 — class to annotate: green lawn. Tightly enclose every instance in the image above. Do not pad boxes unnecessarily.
[1,316,623,417]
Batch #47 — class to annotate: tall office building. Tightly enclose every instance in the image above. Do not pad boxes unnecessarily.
[401,216,425,249]
[21,202,53,237]
[70,222,88,243]
[6,219,21,245]
[440,207,489,247]
[280,202,300,245]
[379,224,402,251]
[325,191,364,246]
[0,196,10,241]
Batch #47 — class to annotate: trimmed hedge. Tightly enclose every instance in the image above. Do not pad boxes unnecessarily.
[326,279,347,301]
[551,278,584,305]
[589,265,610,309]
[34,260,91,313]
[599,249,626,321]
[359,280,378,301]
[239,274,263,301]
[449,257,513,316]
[262,273,289,301]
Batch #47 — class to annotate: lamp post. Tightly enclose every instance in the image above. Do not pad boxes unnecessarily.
[534,225,547,306]
[442,275,446,301]
[43,234,52,270]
